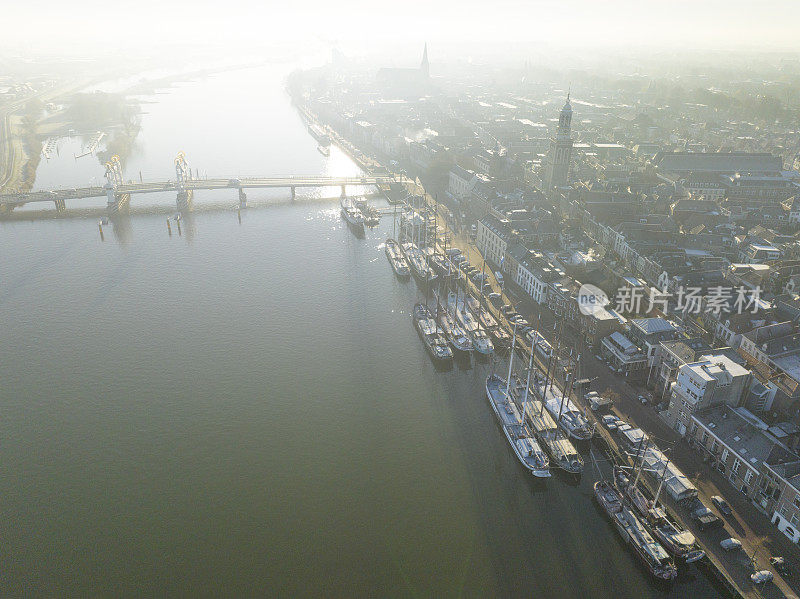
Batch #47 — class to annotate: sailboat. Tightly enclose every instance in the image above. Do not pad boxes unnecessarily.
[448,290,493,355]
[615,459,704,563]
[521,328,583,474]
[485,326,550,477]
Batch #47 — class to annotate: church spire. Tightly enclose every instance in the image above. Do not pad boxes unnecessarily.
[421,43,430,78]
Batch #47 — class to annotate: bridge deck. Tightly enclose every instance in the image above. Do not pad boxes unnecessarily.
[0,176,394,206]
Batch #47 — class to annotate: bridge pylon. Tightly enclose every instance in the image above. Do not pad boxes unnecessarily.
[104,155,128,215]
[175,152,194,211]
[238,188,247,209]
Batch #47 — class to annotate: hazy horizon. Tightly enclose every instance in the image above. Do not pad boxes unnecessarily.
[5,0,800,57]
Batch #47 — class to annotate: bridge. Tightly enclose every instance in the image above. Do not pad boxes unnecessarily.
[0,152,396,215]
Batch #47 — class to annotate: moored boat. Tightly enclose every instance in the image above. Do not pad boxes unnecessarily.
[437,308,473,354]
[401,241,438,285]
[615,467,700,560]
[615,506,678,582]
[341,197,365,230]
[521,381,583,475]
[428,253,455,279]
[489,325,512,349]
[449,292,494,355]
[595,479,623,515]
[413,303,453,363]
[385,238,411,278]
[485,329,549,477]
[485,375,551,477]
[540,380,593,441]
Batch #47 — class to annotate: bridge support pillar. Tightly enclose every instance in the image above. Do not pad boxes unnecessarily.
[54,198,66,212]
[290,186,296,201]
[340,184,346,198]
[238,188,247,209]
[177,190,193,212]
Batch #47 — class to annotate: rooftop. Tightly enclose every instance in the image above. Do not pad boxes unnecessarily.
[693,404,797,472]
[630,317,677,336]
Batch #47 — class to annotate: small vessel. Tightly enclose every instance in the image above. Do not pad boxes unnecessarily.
[401,242,438,285]
[428,253,455,279]
[485,330,549,477]
[412,303,453,363]
[341,197,365,230]
[437,307,473,355]
[615,467,701,561]
[477,307,498,329]
[486,376,550,477]
[617,510,677,581]
[449,292,493,355]
[540,379,593,441]
[385,238,410,278]
[519,379,583,474]
[489,325,512,349]
[594,479,623,515]
[317,145,330,156]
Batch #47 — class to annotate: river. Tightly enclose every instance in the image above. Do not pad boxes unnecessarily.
[0,62,725,597]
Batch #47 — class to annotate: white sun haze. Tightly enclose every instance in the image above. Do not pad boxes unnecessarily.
[4,0,799,55]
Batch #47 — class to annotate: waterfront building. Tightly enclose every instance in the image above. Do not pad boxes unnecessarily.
[476,214,511,267]
[600,331,648,381]
[689,404,800,544]
[664,354,751,435]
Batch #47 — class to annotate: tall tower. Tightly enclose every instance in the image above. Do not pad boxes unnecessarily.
[544,93,574,194]
[420,43,430,78]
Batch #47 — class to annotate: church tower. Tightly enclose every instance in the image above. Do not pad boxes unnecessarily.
[420,43,430,78]
[543,93,574,194]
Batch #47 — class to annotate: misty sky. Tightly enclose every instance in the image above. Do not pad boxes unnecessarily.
[6,0,800,54]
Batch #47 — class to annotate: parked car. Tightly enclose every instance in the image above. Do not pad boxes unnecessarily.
[494,271,504,286]
[720,538,742,551]
[751,570,774,585]
[638,395,649,405]
[711,496,733,516]
[687,499,723,530]
[500,305,513,315]
[488,292,502,305]
[770,556,791,577]
[602,414,618,431]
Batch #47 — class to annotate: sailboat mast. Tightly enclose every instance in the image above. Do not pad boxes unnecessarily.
[557,350,575,424]
[505,324,517,400]
[523,343,535,423]
[653,454,670,507]
[633,439,649,489]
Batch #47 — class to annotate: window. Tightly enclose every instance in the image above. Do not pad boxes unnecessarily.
[744,469,754,485]
[794,496,800,510]
[721,449,729,463]
[731,459,741,475]
[711,440,718,453]
[701,431,708,445]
